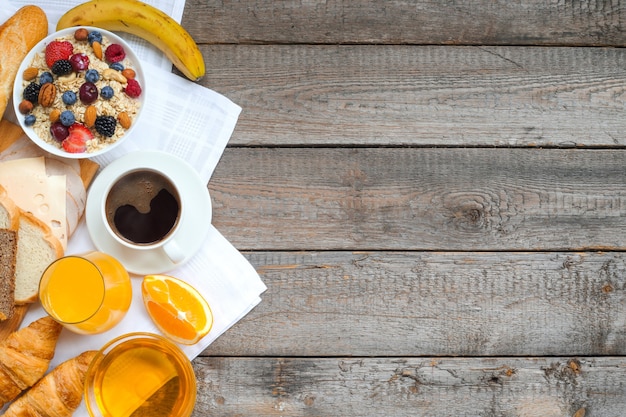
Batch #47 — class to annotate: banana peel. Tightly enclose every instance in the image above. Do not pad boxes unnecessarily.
[57,0,205,81]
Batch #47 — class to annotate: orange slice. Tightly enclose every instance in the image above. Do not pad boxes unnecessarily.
[141,274,213,345]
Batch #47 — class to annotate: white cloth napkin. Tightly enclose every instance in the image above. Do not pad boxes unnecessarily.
[4,0,267,368]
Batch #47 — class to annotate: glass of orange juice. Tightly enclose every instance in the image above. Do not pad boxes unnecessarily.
[84,332,197,417]
[38,251,132,334]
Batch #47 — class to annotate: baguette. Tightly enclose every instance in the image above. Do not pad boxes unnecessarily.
[0,6,48,119]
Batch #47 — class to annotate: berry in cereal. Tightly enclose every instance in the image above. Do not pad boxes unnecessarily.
[45,40,73,67]
[105,44,126,63]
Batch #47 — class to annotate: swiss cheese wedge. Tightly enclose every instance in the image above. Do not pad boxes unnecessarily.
[0,157,67,248]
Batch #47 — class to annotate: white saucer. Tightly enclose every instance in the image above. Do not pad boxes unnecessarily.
[86,151,212,275]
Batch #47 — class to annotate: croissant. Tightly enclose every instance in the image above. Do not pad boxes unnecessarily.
[0,316,62,407]
[2,350,97,417]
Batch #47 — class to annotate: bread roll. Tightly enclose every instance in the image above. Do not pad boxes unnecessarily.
[0,6,48,119]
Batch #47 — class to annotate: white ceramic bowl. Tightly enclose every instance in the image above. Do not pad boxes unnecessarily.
[12,27,145,159]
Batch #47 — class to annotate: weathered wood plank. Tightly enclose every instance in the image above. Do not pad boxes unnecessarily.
[204,251,626,357]
[200,45,626,147]
[184,0,626,46]
[209,148,626,251]
[191,356,625,417]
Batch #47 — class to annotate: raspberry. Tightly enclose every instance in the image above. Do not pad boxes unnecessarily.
[105,44,126,63]
[124,78,142,98]
[51,59,73,76]
[94,116,117,137]
[23,82,41,103]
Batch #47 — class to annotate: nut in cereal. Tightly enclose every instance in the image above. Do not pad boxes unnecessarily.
[38,83,56,107]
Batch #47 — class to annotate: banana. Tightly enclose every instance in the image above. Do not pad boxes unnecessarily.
[57,0,205,81]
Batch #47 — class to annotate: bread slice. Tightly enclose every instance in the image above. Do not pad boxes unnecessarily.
[0,185,19,231]
[0,229,17,320]
[14,211,63,304]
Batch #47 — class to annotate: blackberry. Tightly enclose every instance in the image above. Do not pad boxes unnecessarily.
[23,82,41,103]
[94,116,117,137]
[51,59,73,76]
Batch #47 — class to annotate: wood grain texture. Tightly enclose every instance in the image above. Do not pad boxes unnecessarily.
[204,251,626,357]
[208,148,626,251]
[183,2,626,415]
[184,0,626,46]
[192,356,624,417]
[200,45,626,147]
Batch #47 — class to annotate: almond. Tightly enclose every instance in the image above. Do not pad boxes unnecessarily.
[84,106,97,128]
[18,100,33,115]
[38,83,56,107]
[49,109,61,123]
[22,67,38,81]
[92,41,103,60]
[121,68,136,79]
[117,112,132,129]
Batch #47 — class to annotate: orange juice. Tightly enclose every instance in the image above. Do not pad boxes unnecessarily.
[39,252,132,334]
[85,333,196,417]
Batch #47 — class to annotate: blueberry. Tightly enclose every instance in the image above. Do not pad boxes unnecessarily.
[39,72,53,85]
[85,69,99,83]
[100,86,114,99]
[24,115,36,126]
[109,62,124,71]
[87,31,102,45]
[60,110,75,127]
[62,91,77,105]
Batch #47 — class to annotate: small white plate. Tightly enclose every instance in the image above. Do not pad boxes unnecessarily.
[86,151,212,275]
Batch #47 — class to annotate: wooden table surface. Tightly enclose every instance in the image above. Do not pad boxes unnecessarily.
[184,1,626,416]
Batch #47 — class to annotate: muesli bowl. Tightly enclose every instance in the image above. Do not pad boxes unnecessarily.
[12,27,145,159]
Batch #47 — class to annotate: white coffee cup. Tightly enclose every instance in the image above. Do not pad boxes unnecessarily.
[102,167,187,263]
[86,151,212,275]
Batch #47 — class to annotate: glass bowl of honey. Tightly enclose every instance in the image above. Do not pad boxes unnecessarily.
[84,332,197,417]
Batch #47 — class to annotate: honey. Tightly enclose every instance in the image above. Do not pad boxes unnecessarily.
[85,333,196,417]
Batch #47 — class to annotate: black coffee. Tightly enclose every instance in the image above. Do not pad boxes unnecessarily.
[105,170,181,245]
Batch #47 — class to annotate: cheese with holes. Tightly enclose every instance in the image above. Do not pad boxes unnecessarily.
[0,157,67,248]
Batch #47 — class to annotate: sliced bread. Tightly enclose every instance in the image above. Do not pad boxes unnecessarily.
[14,210,63,304]
[0,229,17,320]
[0,185,19,231]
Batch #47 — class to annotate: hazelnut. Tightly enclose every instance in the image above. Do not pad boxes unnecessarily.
[74,28,89,41]
[18,100,33,114]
